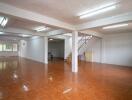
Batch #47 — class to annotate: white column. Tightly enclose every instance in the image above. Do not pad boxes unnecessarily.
[72,31,78,72]
[44,36,48,64]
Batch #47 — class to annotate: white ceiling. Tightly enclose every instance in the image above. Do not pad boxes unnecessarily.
[0,0,132,25]
[6,16,58,32]
[0,0,132,35]
[0,35,22,41]
[0,15,59,38]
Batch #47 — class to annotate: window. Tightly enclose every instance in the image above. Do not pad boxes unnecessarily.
[2,44,6,51]
[13,44,18,51]
[0,44,2,51]
[0,43,18,52]
[3,44,12,51]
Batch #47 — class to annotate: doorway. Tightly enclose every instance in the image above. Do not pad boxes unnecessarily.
[48,38,64,61]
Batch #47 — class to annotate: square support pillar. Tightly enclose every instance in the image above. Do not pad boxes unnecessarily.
[44,36,48,64]
[72,31,78,72]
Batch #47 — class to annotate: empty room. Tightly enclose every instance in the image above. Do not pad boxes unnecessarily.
[0,0,132,100]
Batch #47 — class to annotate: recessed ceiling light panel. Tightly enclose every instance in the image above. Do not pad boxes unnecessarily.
[34,26,50,32]
[63,33,72,37]
[0,16,8,27]
[79,2,117,19]
[21,34,31,37]
[49,38,53,41]
[103,24,128,29]
[0,32,4,34]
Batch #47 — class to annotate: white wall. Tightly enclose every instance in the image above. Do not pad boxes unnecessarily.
[19,32,132,67]
[102,32,132,66]
[20,37,66,62]
[80,32,132,67]
[64,37,72,59]
[20,37,45,63]
[92,38,102,63]
[0,52,18,57]
[77,36,102,63]
[64,36,102,62]
[84,32,132,66]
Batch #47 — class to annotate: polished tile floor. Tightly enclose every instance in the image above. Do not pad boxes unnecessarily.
[0,57,132,100]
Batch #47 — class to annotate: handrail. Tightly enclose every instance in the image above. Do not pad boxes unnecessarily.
[78,35,90,51]
[78,34,85,45]
[66,34,92,61]
[78,34,87,49]
[67,34,86,60]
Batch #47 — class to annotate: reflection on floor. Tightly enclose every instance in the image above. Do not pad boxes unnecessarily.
[0,57,132,100]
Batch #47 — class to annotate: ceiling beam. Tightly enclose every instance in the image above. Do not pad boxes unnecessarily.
[46,29,70,36]
[0,27,69,38]
[0,2,75,31]
[76,12,132,30]
[80,30,104,38]
[49,35,68,39]
[1,2,131,38]
[0,27,45,36]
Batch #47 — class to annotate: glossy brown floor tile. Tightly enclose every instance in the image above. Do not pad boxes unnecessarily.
[0,57,132,100]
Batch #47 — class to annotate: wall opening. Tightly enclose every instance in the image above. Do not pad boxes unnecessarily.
[48,38,64,61]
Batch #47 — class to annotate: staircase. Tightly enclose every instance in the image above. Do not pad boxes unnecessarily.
[66,33,92,63]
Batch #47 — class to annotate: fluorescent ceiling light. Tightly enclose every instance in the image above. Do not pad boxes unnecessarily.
[31,36,40,39]
[79,3,117,19]
[0,16,8,27]
[21,34,31,37]
[63,33,72,37]
[49,38,53,41]
[0,32,4,34]
[34,26,50,32]
[103,24,128,29]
